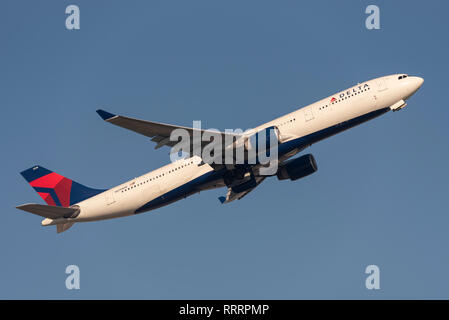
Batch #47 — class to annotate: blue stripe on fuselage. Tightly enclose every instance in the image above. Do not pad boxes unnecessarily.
[135,107,390,213]
[278,107,390,156]
[135,168,226,214]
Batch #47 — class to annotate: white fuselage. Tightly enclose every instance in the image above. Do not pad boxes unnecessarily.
[56,74,423,225]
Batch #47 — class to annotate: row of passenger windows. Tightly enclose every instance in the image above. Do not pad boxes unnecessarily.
[319,87,371,110]
[278,118,296,126]
[121,161,195,193]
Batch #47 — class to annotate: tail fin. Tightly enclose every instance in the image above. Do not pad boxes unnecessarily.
[20,165,106,207]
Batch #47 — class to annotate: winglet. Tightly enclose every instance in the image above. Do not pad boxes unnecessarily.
[218,196,226,204]
[96,109,116,121]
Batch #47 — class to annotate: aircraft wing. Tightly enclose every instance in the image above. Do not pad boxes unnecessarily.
[96,109,242,150]
[218,176,266,204]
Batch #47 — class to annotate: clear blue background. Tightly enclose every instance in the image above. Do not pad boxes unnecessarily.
[1,0,448,299]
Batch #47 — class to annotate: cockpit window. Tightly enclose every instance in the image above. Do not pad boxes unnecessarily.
[398,74,408,80]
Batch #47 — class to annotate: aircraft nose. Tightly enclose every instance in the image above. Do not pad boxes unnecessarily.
[410,76,424,90]
[413,76,424,88]
[404,76,424,99]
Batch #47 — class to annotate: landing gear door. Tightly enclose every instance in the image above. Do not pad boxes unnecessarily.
[376,78,388,92]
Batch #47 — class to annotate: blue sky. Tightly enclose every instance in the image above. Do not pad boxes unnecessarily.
[1,0,448,299]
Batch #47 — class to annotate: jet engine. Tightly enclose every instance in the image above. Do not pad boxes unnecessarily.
[276,154,318,181]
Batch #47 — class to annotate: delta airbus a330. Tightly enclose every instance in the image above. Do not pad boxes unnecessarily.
[17,74,423,233]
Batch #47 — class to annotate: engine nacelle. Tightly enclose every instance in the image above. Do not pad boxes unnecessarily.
[276,154,318,181]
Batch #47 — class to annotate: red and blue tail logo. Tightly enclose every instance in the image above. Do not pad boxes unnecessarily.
[20,166,106,207]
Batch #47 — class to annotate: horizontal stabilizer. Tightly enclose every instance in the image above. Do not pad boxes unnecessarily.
[16,203,79,219]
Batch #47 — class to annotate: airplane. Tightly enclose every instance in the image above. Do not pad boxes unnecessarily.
[17,74,423,233]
